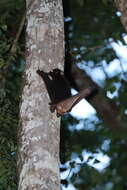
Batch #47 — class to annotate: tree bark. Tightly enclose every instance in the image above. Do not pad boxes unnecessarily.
[115,0,127,32]
[17,0,64,189]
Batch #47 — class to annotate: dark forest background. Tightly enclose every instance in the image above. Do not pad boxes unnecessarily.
[0,0,127,190]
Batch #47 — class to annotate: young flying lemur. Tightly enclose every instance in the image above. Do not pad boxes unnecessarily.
[37,69,95,116]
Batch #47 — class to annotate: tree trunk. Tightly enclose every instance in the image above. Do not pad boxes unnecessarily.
[17,0,64,189]
[115,0,127,32]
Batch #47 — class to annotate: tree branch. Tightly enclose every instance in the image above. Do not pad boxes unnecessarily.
[71,64,127,131]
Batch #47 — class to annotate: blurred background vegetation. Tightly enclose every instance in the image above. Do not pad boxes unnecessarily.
[0,0,127,190]
[0,0,25,189]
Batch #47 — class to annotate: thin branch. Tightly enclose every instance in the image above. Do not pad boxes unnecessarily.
[11,14,26,51]
[10,0,36,52]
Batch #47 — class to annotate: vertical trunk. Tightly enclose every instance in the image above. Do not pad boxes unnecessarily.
[115,0,127,32]
[17,0,64,189]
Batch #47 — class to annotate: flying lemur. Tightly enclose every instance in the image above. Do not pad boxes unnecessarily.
[37,69,95,116]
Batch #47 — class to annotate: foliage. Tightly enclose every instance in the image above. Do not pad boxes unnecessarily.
[68,0,125,64]
[0,0,25,189]
[61,0,127,190]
